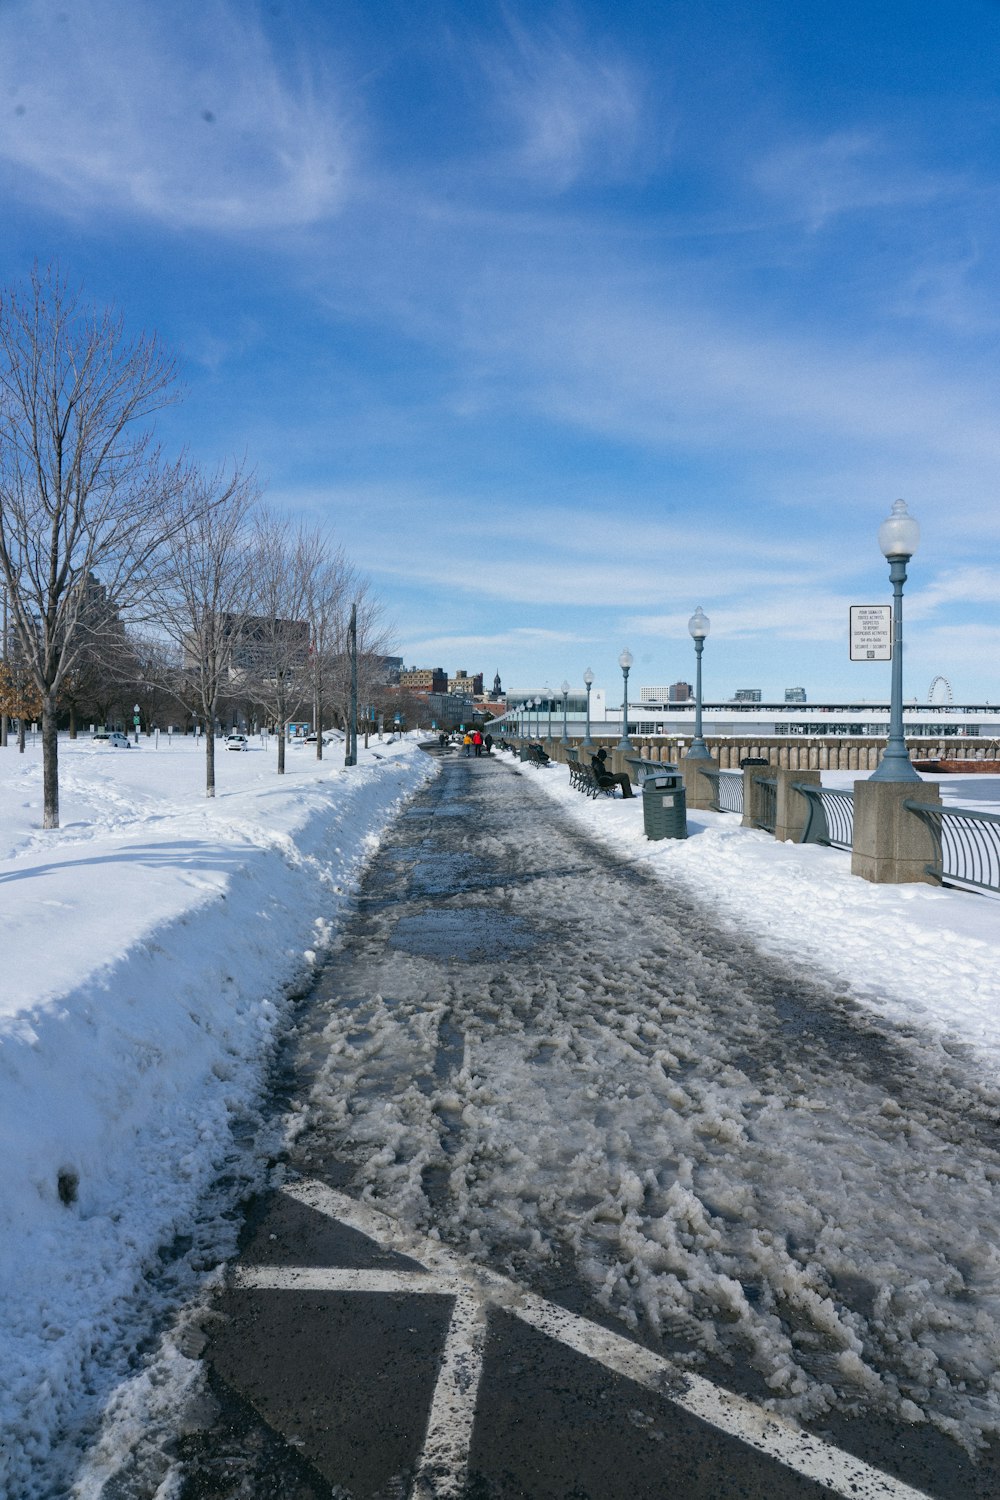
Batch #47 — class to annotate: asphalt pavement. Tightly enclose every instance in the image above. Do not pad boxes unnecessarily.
[176,747,1000,1500]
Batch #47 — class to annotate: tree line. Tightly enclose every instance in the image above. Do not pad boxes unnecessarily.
[0,266,392,828]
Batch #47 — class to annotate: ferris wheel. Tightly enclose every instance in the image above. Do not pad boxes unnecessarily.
[927,675,954,705]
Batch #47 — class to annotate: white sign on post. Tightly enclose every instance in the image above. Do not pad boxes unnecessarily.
[850,605,892,661]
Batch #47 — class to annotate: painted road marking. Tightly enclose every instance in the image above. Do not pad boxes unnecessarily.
[230,1180,932,1500]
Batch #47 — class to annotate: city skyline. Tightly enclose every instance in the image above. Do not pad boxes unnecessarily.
[2,1,999,701]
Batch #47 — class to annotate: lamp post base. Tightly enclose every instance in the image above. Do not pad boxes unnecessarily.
[870,746,921,782]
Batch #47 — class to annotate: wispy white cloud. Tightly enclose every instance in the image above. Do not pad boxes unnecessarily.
[0,0,355,230]
[752,130,958,231]
[401,625,587,661]
[474,13,653,191]
[908,566,1000,621]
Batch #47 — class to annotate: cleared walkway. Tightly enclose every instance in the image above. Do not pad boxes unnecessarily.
[180,750,1000,1499]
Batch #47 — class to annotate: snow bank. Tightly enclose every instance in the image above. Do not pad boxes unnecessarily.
[0,733,436,1499]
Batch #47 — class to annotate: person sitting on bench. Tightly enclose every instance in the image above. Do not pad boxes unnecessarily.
[591,747,632,797]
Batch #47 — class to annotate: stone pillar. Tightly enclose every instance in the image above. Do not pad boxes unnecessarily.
[851,780,942,884]
[680,753,719,809]
[741,766,770,828]
[773,767,820,842]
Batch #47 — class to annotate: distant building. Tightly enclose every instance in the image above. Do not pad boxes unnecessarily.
[400,666,448,694]
[784,687,807,703]
[379,656,403,685]
[449,669,483,697]
[733,688,762,703]
[668,681,692,702]
[188,614,309,678]
[490,670,503,701]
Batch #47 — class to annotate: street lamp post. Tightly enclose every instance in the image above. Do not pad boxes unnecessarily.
[534,696,542,739]
[345,601,358,767]
[687,607,712,760]
[546,687,553,742]
[617,649,634,751]
[582,668,594,748]
[871,499,921,783]
[560,679,570,746]
[133,703,141,745]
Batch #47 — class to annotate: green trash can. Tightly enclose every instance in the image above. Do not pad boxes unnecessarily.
[642,771,688,840]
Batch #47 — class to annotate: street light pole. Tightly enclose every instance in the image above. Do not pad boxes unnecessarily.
[871,499,921,783]
[582,668,594,748]
[546,687,553,742]
[560,679,570,746]
[617,649,634,751]
[687,607,712,760]
[345,601,358,767]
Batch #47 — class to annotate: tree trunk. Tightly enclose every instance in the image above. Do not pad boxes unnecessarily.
[18,717,25,753]
[277,723,286,774]
[42,695,59,827]
[315,690,323,761]
[69,703,77,739]
[205,719,216,797]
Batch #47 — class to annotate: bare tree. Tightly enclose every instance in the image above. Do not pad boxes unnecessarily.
[247,513,312,774]
[152,464,259,795]
[323,580,394,741]
[0,265,180,826]
[299,529,354,762]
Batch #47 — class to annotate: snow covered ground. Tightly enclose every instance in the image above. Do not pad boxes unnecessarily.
[3,736,999,1495]
[0,731,434,1499]
[527,764,1000,1070]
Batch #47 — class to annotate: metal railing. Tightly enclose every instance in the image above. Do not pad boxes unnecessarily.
[753,777,777,834]
[699,768,743,814]
[794,784,855,851]
[905,801,1000,894]
[625,755,679,786]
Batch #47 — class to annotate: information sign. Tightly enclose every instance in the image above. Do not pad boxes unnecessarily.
[850,605,892,661]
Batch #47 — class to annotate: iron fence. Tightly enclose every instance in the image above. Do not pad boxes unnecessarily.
[904,802,1000,895]
[699,768,743,814]
[753,777,777,834]
[794,785,855,851]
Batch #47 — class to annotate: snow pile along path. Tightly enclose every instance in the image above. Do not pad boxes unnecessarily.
[0,733,435,1499]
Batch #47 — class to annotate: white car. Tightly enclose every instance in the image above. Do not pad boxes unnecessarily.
[225,732,248,751]
[105,732,132,749]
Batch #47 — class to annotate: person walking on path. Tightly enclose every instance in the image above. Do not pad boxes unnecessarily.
[463,732,473,757]
[472,730,483,757]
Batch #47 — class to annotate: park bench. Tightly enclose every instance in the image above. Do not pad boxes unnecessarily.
[525,743,550,767]
[624,755,679,785]
[570,758,624,798]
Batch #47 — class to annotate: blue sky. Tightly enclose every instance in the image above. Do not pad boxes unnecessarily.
[2,0,999,705]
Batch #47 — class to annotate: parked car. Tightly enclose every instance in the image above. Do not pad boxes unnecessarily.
[225,732,248,751]
[105,732,132,749]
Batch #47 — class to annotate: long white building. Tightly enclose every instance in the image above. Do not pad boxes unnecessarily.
[499,695,1000,742]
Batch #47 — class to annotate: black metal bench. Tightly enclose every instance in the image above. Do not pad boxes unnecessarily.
[522,743,551,767]
[570,759,624,798]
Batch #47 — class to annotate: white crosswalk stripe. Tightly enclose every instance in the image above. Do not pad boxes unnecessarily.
[228,1180,934,1500]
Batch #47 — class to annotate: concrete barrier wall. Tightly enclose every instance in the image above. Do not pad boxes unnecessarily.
[519,733,992,776]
